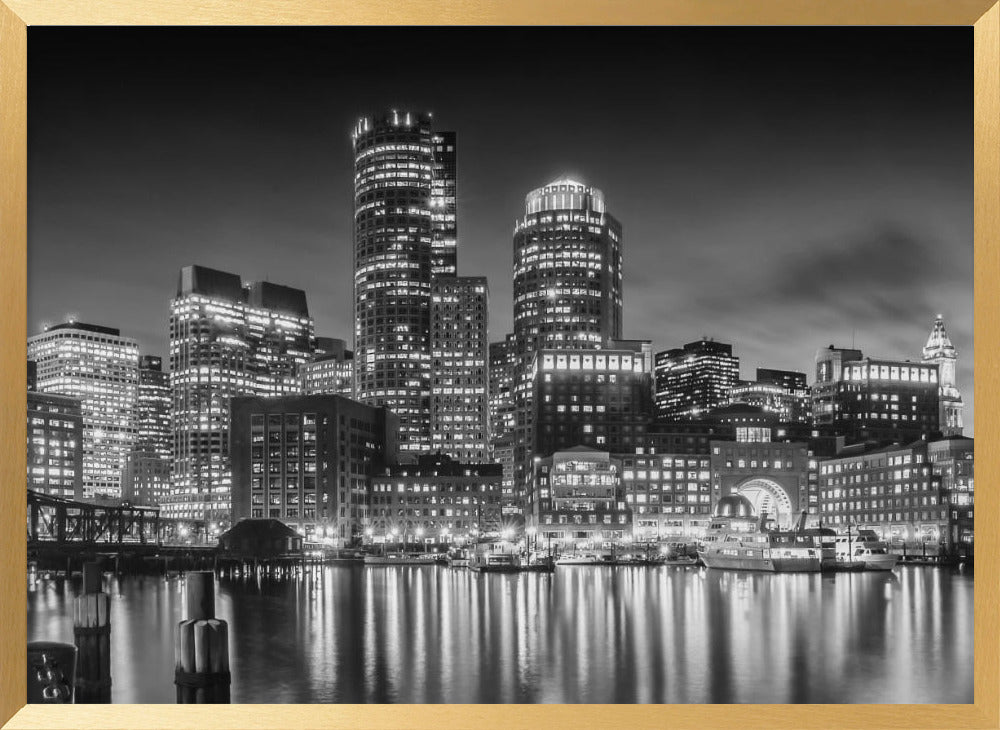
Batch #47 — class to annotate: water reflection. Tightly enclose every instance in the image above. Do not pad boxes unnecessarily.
[27,565,972,704]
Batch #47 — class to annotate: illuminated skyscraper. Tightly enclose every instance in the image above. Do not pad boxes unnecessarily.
[352,110,457,453]
[512,178,623,362]
[166,265,314,524]
[431,131,458,277]
[299,337,354,397]
[922,315,964,436]
[28,321,139,499]
[510,179,624,515]
[654,339,740,421]
[488,333,517,443]
[430,276,489,462]
[122,355,172,506]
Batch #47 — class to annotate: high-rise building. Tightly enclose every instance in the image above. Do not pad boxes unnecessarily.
[431,131,458,277]
[300,338,354,397]
[229,394,398,544]
[922,315,964,436]
[488,334,518,444]
[511,179,624,517]
[654,339,740,421]
[28,321,139,499]
[122,355,172,506]
[167,265,315,524]
[430,276,489,462]
[27,390,84,500]
[811,346,863,426]
[530,345,653,457]
[812,345,940,445]
[729,368,812,424]
[352,110,456,454]
[512,178,623,364]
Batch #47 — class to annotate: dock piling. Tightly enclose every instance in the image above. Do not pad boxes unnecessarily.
[174,571,230,703]
[73,562,111,703]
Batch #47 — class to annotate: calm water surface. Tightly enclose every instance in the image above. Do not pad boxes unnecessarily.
[27,565,973,703]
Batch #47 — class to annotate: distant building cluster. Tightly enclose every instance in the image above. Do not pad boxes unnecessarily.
[26,109,972,555]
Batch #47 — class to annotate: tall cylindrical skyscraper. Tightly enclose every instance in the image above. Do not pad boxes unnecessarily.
[513,178,623,361]
[510,178,624,516]
[352,110,451,452]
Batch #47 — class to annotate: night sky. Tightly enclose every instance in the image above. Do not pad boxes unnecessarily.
[27,28,974,432]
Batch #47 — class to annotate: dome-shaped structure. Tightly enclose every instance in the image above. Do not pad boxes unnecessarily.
[714,494,756,518]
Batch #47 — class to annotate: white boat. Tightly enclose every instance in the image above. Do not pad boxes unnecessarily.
[363,552,438,566]
[555,553,612,566]
[835,530,899,571]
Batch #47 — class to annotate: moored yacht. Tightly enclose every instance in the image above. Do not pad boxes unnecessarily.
[835,529,899,571]
[698,495,822,573]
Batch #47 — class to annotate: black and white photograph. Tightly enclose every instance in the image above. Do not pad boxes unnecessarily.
[24,26,974,705]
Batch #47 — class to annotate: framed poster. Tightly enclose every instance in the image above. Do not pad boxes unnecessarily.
[1,1,997,729]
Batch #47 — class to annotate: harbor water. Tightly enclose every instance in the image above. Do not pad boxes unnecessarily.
[27,564,973,704]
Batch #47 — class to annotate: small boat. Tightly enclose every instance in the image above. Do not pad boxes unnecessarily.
[363,552,438,566]
[520,553,555,572]
[470,551,520,573]
[555,553,612,566]
[835,530,899,571]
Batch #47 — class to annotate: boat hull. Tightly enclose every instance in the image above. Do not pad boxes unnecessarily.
[699,551,821,573]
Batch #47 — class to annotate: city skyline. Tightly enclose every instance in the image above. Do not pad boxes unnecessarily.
[27,27,973,431]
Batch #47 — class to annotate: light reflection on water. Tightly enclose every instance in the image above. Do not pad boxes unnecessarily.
[26,565,973,704]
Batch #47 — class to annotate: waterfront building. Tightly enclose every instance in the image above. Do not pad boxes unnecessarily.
[429,276,489,462]
[510,179,624,516]
[230,394,398,545]
[488,333,517,444]
[927,437,974,547]
[621,450,712,542]
[708,440,812,528]
[28,321,139,499]
[167,265,315,525]
[300,337,354,397]
[654,339,740,421]
[370,453,502,547]
[122,355,172,506]
[27,390,84,500]
[817,437,973,552]
[922,315,965,436]
[812,345,940,445]
[529,447,630,549]
[352,110,456,454]
[730,367,811,424]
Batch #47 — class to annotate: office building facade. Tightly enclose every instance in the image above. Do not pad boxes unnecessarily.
[167,265,315,524]
[429,276,489,462]
[370,454,502,546]
[230,394,398,544]
[352,110,457,454]
[300,337,355,397]
[27,390,84,500]
[28,321,139,499]
[122,355,173,506]
[654,339,739,421]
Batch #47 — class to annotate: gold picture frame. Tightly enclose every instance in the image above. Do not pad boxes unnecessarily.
[1,2,997,728]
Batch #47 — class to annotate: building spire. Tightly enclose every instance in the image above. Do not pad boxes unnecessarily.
[923,314,956,360]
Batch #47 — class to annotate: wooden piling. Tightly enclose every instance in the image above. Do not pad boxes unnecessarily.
[174,571,230,703]
[73,562,111,703]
